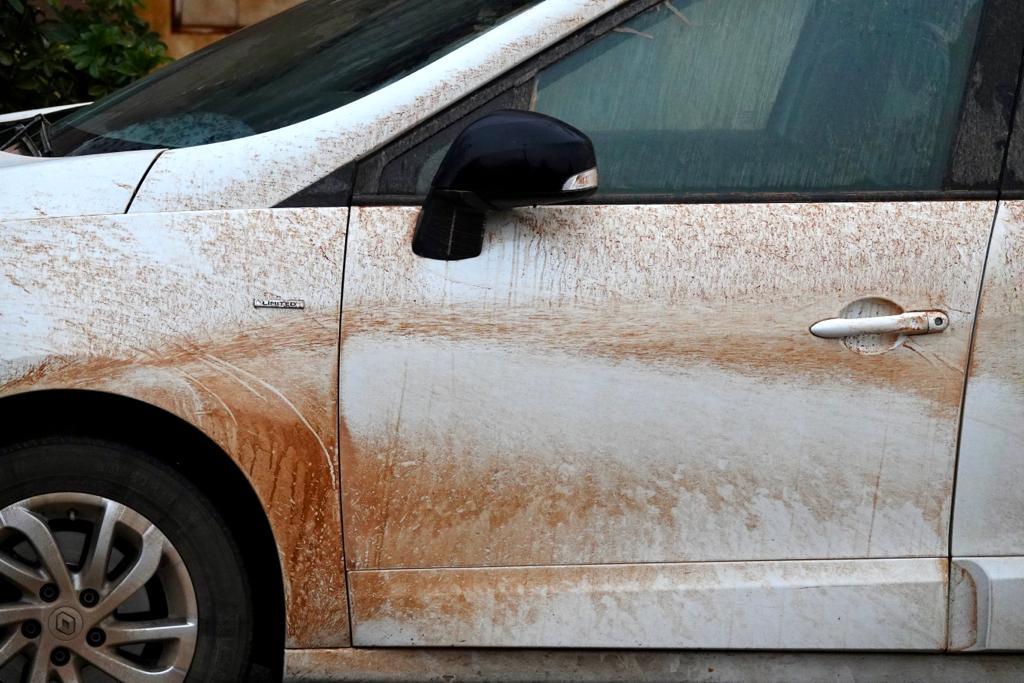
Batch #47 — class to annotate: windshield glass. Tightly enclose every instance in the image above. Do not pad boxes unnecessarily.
[47,0,541,157]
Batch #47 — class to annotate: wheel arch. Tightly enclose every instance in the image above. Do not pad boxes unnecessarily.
[0,388,285,677]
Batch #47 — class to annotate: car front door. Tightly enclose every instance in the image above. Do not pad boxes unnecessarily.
[338,0,1017,650]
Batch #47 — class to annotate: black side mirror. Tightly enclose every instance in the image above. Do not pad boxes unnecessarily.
[412,110,598,260]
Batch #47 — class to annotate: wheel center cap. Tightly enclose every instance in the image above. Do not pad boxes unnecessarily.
[48,606,84,641]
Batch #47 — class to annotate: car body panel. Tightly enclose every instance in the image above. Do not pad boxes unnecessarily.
[0,102,90,124]
[949,556,1024,651]
[0,149,161,221]
[0,0,1022,665]
[0,208,350,647]
[349,558,948,649]
[126,0,621,214]
[953,201,1024,557]
[340,202,989,571]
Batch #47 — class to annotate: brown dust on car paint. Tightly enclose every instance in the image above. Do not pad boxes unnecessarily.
[951,201,1024,594]
[346,559,950,648]
[0,209,351,647]
[0,198,999,647]
[337,201,988,574]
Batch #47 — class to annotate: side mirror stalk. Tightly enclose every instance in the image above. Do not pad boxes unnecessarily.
[411,194,487,261]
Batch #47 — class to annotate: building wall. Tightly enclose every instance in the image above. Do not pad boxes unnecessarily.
[139,0,302,59]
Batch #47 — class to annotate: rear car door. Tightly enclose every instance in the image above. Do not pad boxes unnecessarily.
[339,0,1018,650]
[950,24,1024,650]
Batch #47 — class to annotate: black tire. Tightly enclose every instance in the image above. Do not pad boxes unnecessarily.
[0,437,254,681]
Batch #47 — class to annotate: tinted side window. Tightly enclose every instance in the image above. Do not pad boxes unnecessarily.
[534,0,984,195]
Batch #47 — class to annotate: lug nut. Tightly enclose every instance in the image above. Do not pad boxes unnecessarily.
[50,647,71,666]
[79,588,99,607]
[39,583,59,602]
[86,627,106,647]
[21,619,41,639]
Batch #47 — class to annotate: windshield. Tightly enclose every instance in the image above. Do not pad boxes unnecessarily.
[46,0,541,157]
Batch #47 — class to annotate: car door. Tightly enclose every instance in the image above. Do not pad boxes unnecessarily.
[339,0,1016,650]
[950,30,1024,650]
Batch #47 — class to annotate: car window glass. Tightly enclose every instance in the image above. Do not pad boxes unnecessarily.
[531,0,984,195]
[47,0,541,156]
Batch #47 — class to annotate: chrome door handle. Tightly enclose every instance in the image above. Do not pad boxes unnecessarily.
[810,311,949,339]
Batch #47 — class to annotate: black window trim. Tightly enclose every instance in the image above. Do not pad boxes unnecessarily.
[997,5,1024,199]
[279,0,1024,208]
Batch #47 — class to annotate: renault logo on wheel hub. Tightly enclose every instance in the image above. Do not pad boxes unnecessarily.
[49,607,83,641]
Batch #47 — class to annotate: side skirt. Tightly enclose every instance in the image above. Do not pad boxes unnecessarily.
[347,559,947,650]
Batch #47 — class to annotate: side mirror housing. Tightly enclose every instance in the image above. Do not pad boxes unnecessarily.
[412,110,598,260]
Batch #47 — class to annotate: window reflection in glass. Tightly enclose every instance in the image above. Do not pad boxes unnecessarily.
[173,0,303,31]
[535,0,985,195]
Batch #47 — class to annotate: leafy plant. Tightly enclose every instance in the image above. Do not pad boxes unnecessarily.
[0,0,169,113]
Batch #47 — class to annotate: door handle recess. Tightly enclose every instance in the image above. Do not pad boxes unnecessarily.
[810,311,949,339]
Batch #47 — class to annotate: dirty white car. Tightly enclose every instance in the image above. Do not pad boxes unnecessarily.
[2,0,1024,680]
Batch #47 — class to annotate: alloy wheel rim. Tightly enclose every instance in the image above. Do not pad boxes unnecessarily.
[0,493,198,682]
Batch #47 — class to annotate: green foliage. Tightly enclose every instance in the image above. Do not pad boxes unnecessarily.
[0,0,170,113]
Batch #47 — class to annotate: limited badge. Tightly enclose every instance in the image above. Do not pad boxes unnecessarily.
[254,298,305,310]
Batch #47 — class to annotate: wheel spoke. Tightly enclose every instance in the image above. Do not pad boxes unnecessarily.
[0,504,74,595]
[94,526,165,617]
[77,647,185,683]
[80,499,125,590]
[103,618,196,647]
[0,553,47,594]
[0,602,42,626]
[0,629,29,666]
[55,661,84,683]
[25,644,50,683]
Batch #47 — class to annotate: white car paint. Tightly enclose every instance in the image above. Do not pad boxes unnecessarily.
[0,207,350,647]
[0,149,161,221]
[0,0,1022,672]
[338,200,987,650]
[0,102,90,125]
[954,202,1024,558]
[950,557,1024,651]
[351,559,948,650]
